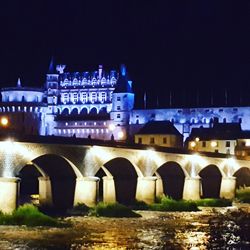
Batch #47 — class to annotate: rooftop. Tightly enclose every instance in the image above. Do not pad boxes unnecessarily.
[136,120,182,136]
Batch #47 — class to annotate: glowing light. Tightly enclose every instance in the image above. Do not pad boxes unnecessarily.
[245,140,250,146]
[108,124,115,131]
[190,141,196,148]
[195,137,200,142]
[118,131,124,139]
[0,117,8,127]
[187,154,208,177]
[210,141,217,147]
[224,157,239,177]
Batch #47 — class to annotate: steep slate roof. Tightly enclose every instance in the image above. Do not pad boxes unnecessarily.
[187,122,250,141]
[113,65,133,93]
[136,121,182,136]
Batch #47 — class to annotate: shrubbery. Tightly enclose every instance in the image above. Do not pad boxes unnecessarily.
[0,204,62,227]
[149,196,199,212]
[90,202,141,218]
[195,198,232,207]
[236,188,250,203]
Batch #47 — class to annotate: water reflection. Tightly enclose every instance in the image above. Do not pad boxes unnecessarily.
[0,206,249,249]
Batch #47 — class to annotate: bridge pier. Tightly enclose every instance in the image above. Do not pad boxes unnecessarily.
[156,177,164,198]
[38,177,53,207]
[136,177,157,204]
[103,176,116,203]
[74,177,99,207]
[0,177,20,213]
[183,177,201,200]
[220,177,236,199]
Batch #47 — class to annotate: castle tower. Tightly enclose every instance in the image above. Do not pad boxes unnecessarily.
[45,58,66,106]
[45,58,64,135]
[110,65,134,140]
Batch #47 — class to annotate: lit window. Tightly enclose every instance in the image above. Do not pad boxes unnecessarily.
[91,92,97,102]
[211,141,217,147]
[100,92,106,102]
[82,93,87,103]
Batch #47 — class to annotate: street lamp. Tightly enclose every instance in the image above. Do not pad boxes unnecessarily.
[0,117,9,127]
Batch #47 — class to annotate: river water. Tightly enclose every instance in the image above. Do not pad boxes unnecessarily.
[0,204,249,250]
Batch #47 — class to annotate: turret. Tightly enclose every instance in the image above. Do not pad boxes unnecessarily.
[110,65,134,140]
[45,58,65,106]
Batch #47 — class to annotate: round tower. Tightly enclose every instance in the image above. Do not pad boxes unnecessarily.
[110,65,134,141]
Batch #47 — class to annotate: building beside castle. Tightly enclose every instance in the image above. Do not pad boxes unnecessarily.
[1,61,250,147]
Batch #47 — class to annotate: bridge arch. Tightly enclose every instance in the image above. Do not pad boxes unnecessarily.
[155,161,186,200]
[95,157,138,204]
[233,167,250,189]
[16,154,82,210]
[199,164,222,198]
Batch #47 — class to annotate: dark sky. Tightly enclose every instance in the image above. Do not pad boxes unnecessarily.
[0,0,249,108]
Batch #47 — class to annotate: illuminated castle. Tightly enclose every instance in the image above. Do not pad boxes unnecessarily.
[0,61,249,142]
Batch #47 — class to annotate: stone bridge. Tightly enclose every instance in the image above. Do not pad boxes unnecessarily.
[0,136,249,212]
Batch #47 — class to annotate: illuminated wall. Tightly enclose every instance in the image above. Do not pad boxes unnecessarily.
[130,107,248,141]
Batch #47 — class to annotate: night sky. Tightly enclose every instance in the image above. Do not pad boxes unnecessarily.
[0,0,249,108]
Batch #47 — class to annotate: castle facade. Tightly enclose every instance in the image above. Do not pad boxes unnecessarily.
[0,62,249,142]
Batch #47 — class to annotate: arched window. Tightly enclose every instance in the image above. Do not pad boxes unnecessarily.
[71,108,78,115]
[80,107,88,115]
[89,107,97,115]
[99,107,107,115]
[61,108,69,115]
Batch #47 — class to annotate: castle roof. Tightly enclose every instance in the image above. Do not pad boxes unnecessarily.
[136,120,182,136]
[113,65,133,93]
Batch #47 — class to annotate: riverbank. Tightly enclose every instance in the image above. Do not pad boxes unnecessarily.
[0,203,248,249]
